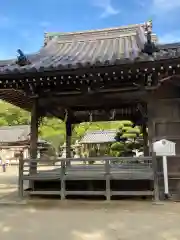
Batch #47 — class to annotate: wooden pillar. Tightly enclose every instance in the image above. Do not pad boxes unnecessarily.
[65,111,72,166]
[142,122,149,156]
[147,100,154,156]
[18,150,24,198]
[29,98,39,174]
[105,160,110,201]
[147,98,159,201]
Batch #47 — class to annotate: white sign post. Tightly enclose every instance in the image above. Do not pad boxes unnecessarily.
[162,155,168,195]
[153,139,176,196]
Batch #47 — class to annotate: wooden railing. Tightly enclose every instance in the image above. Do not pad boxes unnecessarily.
[19,156,153,200]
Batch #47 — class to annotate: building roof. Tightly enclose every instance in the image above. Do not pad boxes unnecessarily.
[0,22,178,75]
[0,125,49,144]
[80,130,117,144]
[0,125,30,143]
[0,22,179,120]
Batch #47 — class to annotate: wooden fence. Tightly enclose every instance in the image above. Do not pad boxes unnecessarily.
[18,156,153,200]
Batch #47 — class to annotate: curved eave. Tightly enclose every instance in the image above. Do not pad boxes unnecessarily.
[0,53,180,77]
[0,89,33,111]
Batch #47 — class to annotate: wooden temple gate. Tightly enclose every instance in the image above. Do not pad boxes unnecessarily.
[0,20,180,200]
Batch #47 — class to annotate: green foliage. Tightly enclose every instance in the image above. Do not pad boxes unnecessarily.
[0,101,144,156]
[111,142,124,151]
[119,120,133,127]
[0,118,8,126]
[111,121,142,157]
[0,101,127,152]
[0,101,30,125]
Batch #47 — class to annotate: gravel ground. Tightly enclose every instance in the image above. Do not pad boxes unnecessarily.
[0,202,180,240]
[0,166,18,198]
[1,166,180,239]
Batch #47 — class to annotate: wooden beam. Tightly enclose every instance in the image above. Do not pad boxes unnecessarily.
[40,90,147,109]
[40,87,143,99]
[72,114,139,124]
[50,86,140,96]
[158,98,180,103]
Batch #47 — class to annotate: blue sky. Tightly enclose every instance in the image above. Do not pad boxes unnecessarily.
[0,0,180,59]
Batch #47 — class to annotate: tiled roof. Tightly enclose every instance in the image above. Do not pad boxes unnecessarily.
[44,23,157,44]
[0,24,180,75]
[0,125,50,144]
[0,125,30,143]
[80,130,117,144]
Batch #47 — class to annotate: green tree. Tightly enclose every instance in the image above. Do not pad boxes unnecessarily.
[0,101,30,125]
[39,118,65,151]
[110,120,142,157]
[0,117,8,126]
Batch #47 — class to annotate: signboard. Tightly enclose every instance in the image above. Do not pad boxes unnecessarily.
[153,139,176,156]
[153,139,176,196]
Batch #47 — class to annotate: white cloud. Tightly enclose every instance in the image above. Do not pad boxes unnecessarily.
[152,0,180,12]
[91,0,119,18]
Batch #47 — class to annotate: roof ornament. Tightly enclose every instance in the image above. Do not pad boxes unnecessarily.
[142,19,159,55]
[16,49,31,66]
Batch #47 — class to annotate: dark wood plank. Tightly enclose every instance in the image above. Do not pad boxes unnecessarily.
[111,191,153,196]
[65,191,106,196]
[29,191,60,195]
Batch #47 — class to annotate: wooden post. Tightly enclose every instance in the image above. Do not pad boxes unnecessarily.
[147,99,154,156]
[18,150,24,199]
[60,159,66,200]
[147,98,160,202]
[152,152,160,201]
[142,122,149,156]
[105,159,111,201]
[29,98,38,176]
[65,112,72,166]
